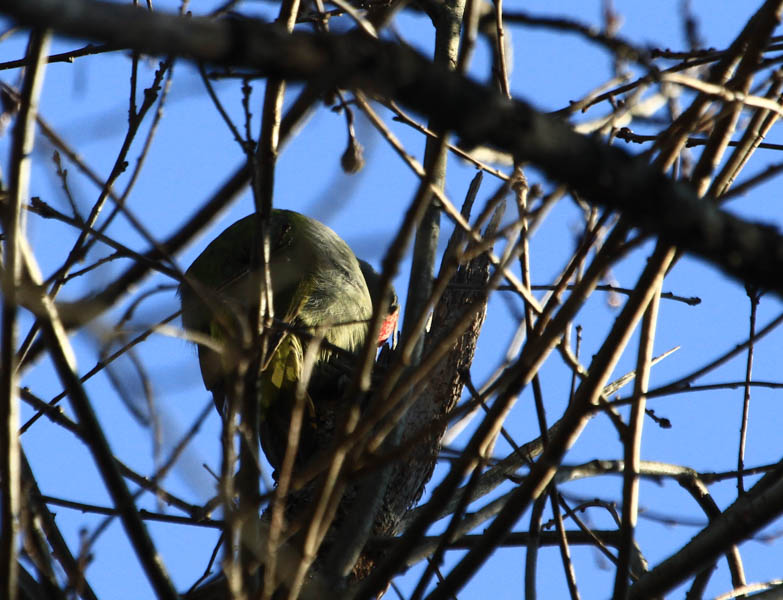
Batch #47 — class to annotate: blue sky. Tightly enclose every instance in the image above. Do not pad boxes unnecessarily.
[2,1,783,598]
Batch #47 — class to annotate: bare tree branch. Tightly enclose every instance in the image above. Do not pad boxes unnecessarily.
[5,0,783,300]
[1,28,50,600]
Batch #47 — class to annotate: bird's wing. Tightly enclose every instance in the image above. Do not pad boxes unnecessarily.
[259,276,311,371]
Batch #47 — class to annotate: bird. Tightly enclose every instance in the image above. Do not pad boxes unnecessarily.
[179,209,399,471]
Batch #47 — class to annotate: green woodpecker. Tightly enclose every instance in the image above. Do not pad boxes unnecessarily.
[179,209,398,469]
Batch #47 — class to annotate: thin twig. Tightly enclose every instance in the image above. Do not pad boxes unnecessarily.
[737,286,761,494]
[613,284,660,598]
[0,42,113,70]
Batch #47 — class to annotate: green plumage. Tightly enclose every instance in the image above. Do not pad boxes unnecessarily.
[179,210,375,469]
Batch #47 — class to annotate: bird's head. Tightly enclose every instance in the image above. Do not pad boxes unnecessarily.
[358,260,400,348]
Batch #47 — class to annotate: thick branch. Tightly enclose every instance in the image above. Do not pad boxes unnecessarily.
[5,0,783,298]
